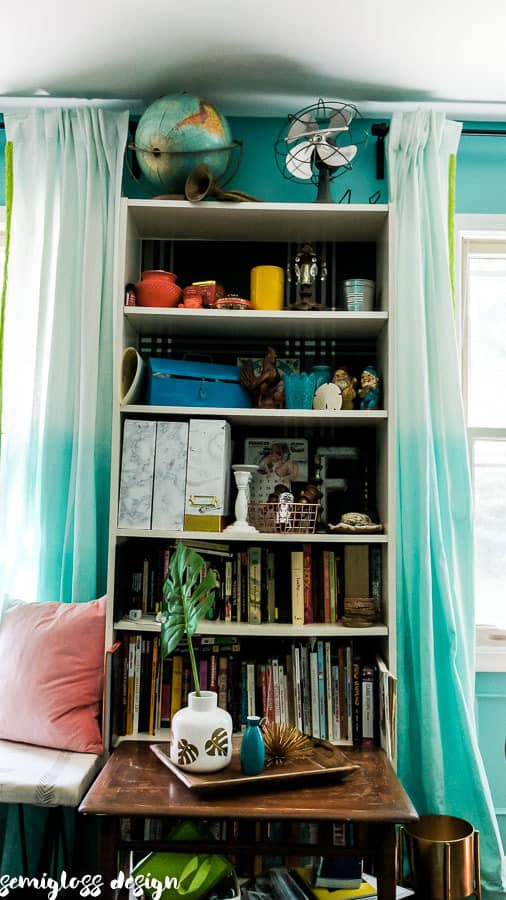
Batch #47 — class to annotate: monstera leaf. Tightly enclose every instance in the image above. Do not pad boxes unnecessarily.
[205,727,230,757]
[160,542,216,694]
[177,739,199,766]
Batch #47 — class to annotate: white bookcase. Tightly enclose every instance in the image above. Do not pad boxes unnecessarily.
[106,199,395,744]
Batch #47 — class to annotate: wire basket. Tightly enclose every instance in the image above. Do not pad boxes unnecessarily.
[248,502,319,534]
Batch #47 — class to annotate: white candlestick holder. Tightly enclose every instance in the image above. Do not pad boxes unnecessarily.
[224,464,259,533]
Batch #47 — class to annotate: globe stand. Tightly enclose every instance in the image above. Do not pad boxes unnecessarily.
[224,465,259,534]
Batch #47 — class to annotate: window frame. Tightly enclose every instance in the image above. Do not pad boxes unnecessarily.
[455,214,506,672]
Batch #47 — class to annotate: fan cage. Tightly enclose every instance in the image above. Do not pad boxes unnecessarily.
[274,99,367,188]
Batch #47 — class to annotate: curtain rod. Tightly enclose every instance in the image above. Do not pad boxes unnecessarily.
[1,121,506,134]
[461,128,506,136]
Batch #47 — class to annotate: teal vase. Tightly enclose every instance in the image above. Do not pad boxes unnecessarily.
[240,716,265,775]
[311,365,333,389]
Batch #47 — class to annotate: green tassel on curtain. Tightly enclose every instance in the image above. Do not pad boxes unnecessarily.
[448,152,457,314]
[0,140,13,453]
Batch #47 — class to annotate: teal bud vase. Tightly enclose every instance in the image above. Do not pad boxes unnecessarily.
[240,715,265,775]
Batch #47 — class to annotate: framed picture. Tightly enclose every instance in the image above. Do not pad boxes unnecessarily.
[244,437,308,502]
[237,357,300,378]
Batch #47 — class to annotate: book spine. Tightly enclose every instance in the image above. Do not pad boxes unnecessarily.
[246,661,256,716]
[291,550,304,625]
[331,662,340,742]
[272,658,280,723]
[142,557,149,616]
[369,545,382,617]
[278,665,288,724]
[309,646,320,738]
[265,662,275,722]
[361,663,375,746]
[344,544,370,598]
[248,547,262,624]
[266,550,276,623]
[352,654,362,745]
[217,654,228,710]
[328,550,337,623]
[224,558,233,624]
[285,652,295,726]
[148,636,159,736]
[240,551,248,622]
[346,645,353,743]
[302,543,313,624]
[120,634,129,735]
[301,643,312,735]
[317,639,327,740]
[325,641,334,743]
[292,644,303,732]
[322,549,331,623]
[170,654,183,719]
[138,636,152,733]
[132,634,143,734]
[159,657,172,729]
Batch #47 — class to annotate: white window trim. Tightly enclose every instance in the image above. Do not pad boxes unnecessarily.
[455,214,506,672]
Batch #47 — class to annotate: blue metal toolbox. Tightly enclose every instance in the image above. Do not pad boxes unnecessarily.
[147,357,252,408]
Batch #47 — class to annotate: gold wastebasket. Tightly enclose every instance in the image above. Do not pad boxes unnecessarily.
[401,815,481,900]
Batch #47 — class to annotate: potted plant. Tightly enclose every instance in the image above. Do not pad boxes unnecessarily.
[160,542,233,772]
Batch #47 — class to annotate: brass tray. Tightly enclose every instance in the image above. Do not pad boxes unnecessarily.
[150,736,359,792]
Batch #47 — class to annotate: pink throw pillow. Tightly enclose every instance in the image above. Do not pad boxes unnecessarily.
[0,596,106,753]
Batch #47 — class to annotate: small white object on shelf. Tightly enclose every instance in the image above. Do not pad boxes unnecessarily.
[224,465,259,533]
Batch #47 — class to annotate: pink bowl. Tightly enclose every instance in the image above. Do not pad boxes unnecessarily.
[135,270,183,308]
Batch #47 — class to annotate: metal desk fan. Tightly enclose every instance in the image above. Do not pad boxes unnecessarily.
[274,99,367,202]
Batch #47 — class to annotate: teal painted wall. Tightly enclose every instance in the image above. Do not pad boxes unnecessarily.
[457,123,506,213]
[124,115,386,205]
[476,672,506,847]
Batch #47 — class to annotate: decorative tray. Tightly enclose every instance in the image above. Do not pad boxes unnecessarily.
[150,736,359,792]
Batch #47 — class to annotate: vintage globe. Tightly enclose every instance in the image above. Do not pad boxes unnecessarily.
[135,93,233,195]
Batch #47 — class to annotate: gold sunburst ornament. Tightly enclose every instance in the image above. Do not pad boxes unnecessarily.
[261,721,313,767]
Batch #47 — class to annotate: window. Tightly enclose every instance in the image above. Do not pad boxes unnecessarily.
[458,216,506,668]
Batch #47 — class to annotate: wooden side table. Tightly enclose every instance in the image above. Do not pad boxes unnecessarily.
[79,742,417,900]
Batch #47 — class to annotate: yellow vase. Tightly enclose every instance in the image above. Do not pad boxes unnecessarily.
[250,265,285,311]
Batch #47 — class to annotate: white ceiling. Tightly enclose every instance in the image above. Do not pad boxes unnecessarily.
[3,0,506,119]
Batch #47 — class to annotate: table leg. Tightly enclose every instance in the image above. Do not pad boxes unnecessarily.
[373,823,397,900]
[96,816,120,900]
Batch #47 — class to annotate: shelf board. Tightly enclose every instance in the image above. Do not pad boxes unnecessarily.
[126,199,389,243]
[114,616,388,638]
[124,307,388,339]
[115,528,388,543]
[120,406,387,428]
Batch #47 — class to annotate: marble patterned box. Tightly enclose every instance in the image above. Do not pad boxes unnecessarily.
[151,421,189,531]
[117,420,156,529]
[184,419,231,532]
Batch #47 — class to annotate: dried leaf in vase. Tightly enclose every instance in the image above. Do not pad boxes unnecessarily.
[261,721,312,767]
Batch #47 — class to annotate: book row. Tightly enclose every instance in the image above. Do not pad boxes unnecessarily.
[113,634,396,758]
[116,539,383,626]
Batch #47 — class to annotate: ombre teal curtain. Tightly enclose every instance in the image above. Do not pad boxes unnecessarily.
[0,107,128,610]
[388,110,505,897]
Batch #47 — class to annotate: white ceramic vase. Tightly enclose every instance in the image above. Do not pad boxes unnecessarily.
[170,691,233,772]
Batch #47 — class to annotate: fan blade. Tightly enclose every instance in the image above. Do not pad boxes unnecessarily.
[286,113,319,144]
[286,141,315,179]
[328,107,355,132]
[316,142,357,168]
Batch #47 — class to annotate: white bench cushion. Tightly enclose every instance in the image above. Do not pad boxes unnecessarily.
[0,740,101,807]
